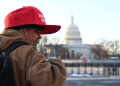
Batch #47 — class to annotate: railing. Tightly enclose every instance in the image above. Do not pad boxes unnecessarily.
[64,62,120,76]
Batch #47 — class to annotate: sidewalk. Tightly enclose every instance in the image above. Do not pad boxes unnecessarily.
[64,75,120,86]
[66,73,120,80]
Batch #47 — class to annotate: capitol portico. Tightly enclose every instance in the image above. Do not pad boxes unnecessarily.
[62,16,91,59]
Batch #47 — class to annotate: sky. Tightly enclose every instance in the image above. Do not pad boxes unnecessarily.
[0,0,120,44]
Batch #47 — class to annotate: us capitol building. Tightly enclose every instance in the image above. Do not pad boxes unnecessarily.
[62,16,92,59]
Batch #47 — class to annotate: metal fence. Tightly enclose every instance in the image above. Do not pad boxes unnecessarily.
[64,62,120,76]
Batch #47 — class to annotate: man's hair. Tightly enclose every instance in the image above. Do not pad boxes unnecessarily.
[7,24,45,30]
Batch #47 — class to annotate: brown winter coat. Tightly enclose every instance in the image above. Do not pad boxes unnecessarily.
[0,29,66,86]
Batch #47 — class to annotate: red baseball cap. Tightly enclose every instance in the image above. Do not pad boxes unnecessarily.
[4,6,61,34]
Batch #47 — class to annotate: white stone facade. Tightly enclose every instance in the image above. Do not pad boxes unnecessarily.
[62,16,91,59]
[63,43,91,59]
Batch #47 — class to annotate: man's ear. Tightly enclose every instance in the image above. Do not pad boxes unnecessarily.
[20,28,26,35]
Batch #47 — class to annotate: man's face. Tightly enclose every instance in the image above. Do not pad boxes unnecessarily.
[21,28,41,47]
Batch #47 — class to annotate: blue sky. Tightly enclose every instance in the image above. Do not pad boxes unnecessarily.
[0,0,120,44]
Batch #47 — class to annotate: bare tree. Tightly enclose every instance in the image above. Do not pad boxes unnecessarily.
[90,45,102,59]
[45,44,69,59]
[57,46,69,59]
[37,36,70,59]
[109,40,120,55]
[48,37,60,57]
[37,36,49,57]
[71,50,75,59]
[94,39,120,58]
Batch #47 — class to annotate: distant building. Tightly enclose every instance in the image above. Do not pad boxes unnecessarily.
[62,16,92,59]
[45,16,100,59]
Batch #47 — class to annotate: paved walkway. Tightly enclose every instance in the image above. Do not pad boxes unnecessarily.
[63,74,120,86]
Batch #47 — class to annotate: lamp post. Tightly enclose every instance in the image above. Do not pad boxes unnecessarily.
[65,53,67,60]
[46,48,50,59]
[112,52,114,57]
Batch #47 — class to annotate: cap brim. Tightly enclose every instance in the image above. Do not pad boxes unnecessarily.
[40,25,61,34]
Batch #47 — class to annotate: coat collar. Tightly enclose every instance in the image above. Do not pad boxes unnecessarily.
[0,29,27,50]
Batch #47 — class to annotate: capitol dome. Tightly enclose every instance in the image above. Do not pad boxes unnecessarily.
[62,16,82,44]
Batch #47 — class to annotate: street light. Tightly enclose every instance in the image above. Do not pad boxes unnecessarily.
[65,53,67,60]
[46,48,50,59]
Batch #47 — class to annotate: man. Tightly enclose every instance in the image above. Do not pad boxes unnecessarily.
[0,6,66,86]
